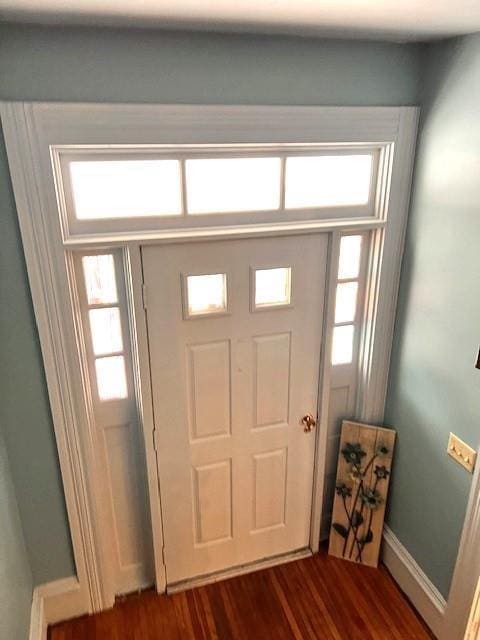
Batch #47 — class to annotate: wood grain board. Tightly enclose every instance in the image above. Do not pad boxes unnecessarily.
[49,549,433,639]
[328,420,396,567]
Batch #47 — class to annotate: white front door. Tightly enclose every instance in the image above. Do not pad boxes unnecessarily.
[142,234,327,585]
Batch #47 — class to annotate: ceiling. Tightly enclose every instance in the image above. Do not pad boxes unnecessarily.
[1,0,479,42]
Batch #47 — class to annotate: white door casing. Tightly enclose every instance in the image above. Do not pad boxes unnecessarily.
[73,251,153,595]
[143,234,327,584]
[0,103,418,615]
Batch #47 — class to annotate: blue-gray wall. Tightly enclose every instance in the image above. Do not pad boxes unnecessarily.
[0,25,421,105]
[385,34,480,599]
[0,430,33,640]
[0,24,422,585]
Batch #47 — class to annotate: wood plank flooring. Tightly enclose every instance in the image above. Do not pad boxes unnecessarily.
[49,550,434,639]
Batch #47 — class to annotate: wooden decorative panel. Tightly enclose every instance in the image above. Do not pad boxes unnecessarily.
[328,420,396,567]
[252,448,287,531]
[187,341,231,439]
[253,333,291,428]
[192,460,232,544]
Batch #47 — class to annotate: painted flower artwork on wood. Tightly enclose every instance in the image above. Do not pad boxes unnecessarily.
[329,421,396,568]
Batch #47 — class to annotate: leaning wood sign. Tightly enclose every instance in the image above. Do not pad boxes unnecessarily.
[329,421,396,567]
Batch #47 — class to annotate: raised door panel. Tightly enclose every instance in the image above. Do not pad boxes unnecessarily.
[193,460,232,545]
[252,448,287,531]
[187,341,231,440]
[253,333,291,428]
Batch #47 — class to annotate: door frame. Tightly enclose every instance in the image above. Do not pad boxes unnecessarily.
[442,447,480,639]
[0,102,419,615]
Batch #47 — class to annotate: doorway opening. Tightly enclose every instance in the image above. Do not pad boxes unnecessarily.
[1,103,418,613]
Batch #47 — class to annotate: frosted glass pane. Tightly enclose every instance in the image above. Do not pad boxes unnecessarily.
[338,235,362,279]
[335,282,358,324]
[187,274,227,316]
[255,267,291,308]
[332,325,354,365]
[82,254,118,305]
[186,158,281,214]
[95,356,128,400]
[70,159,182,219]
[285,155,372,209]
[89,308,123,356]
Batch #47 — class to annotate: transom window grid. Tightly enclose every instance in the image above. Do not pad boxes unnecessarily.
[54,144,389,241]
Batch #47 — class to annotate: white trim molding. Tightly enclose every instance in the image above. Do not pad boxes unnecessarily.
[168,548,311,594]
[382,525,446,638]
[29,588,46,640]
[464,577,480,640]
[29,577,88,640]
[442,448,480,640]
[1,102,419,615]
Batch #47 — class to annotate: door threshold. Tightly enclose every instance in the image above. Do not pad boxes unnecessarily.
[167,547,312,594]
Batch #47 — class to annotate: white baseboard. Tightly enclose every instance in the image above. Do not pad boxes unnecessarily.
[29,576,90,640]
[382,525,446,638]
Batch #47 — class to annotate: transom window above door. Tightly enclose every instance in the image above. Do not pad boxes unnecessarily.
[53,143,390,241]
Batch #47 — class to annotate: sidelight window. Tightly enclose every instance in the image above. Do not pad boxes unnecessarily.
[81,254,129,400]
[332,235,363,365]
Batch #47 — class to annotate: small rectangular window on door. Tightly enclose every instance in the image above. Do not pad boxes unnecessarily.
[253,267,292,310]
[183,273,228,318]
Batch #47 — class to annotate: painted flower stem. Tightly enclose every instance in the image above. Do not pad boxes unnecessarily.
[346,453,376,560]
[341,494,363,560]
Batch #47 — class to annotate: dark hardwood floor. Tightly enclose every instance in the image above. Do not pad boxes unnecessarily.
[50,550,434,639]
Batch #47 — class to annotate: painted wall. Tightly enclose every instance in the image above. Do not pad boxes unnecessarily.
[0,430,33,640]
[385,34,480,599]
[0,23,421,584]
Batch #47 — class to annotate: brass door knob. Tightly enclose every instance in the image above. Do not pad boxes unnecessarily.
[302,413,316,433]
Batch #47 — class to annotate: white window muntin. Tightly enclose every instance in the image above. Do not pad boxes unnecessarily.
[55,145,384,240]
